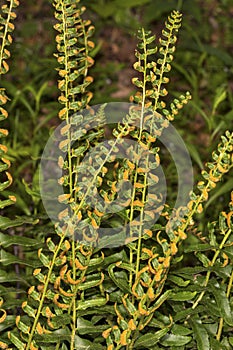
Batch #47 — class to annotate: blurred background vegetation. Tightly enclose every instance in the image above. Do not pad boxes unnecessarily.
[1,0,233,232]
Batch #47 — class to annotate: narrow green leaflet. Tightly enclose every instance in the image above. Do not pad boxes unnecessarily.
[174,267,208,277]
[190,318,210,350]
[134,328,170,348]
[167,275,190,287]
[0,270,29,285]
[88,255,105,267]
[0,250,39,267]
[108,263,131,293]
[77,273,104,291]
[184,243,214,253]
[0,232,41,248]
[76,297,108,310]
[88,249,128,272]
[168,291,197,301]
[0,315,15,332]
[174,305,205,322]
[0,216,39,230]
[171,324,193,336]
[34,333,71,343]
[210,283,233,326]
[8,332,26,350]
[76,317,108,335]
[160,333,192,347]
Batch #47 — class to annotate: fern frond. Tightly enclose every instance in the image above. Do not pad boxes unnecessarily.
[53,0,105,243]
[0,3,19,346]
[169,130,233,236]
[163,91,192,121]
[53,0,95,119]
[18,3,104,350]
[100,13,191,349]
[100,12,233,350]
[0,0,19,209]
[167,190,233,349]
[131,11,182,112]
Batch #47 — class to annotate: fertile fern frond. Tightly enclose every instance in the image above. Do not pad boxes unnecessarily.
[53,0,95,118]
[0,1,19,349]
[53,0,108,247]
[130,11,191,127]
[131,11,181,109]
[7,3,107,350]
[0,0,19,209]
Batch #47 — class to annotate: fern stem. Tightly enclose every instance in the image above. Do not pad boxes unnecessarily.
[60,1,73,197]
[26,233,66,350]
[191,228,231,311]
[216,317,224,342]
[129,28,148,288]
[70,240,77,350]
[135,29,148,278]
[59,8,76,346]
[181,134,232,236]
[216,260,233,341]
